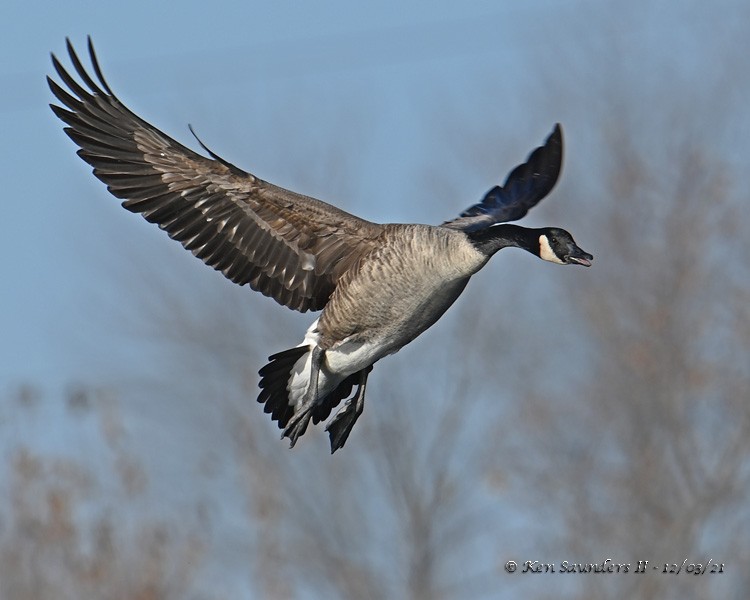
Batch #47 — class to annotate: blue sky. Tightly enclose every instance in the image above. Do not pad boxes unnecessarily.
[4,0,743,390]
[2,0,566,390]
[2,1,749,597]
[1,4,576,595]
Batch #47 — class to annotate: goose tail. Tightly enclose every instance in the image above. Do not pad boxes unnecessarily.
[258,347,309,430]
[257,346,367,440]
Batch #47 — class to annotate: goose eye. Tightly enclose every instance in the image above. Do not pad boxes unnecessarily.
[550,236,558,245]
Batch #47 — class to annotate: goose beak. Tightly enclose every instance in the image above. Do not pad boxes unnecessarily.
[564,246,593,267]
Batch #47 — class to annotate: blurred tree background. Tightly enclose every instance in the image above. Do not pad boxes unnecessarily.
[2,1,749,598]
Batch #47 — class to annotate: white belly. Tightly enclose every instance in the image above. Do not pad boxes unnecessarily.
[286,319,390,408]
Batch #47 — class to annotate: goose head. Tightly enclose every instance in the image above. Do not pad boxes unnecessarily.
[537,227,592,267]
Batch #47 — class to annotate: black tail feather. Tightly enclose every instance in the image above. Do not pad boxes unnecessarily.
[257,347,372,436]
[258,347,307,429]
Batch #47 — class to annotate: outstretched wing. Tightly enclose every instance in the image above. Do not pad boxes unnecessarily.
[48,37,383,312]
[442,124,563,232]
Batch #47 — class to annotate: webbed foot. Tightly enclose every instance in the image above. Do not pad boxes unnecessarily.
[326,371,368,453]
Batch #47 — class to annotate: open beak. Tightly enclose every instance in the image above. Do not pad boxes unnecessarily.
[565,246,593,267]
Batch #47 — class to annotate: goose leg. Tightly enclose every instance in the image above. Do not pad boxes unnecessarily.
[326,369,369,453]
[282,346,324,448]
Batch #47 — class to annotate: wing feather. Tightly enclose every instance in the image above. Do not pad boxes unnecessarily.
[442,124,563,231]
[49,37,383,312]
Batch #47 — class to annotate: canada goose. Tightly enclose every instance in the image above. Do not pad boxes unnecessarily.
[49,38,592,453]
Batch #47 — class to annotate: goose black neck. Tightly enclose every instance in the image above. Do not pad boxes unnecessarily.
[467,224,540,258]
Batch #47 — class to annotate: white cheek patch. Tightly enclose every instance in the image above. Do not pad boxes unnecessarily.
[539,235,565,264]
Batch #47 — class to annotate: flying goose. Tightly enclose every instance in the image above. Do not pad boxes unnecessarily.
[48,38,592,453]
